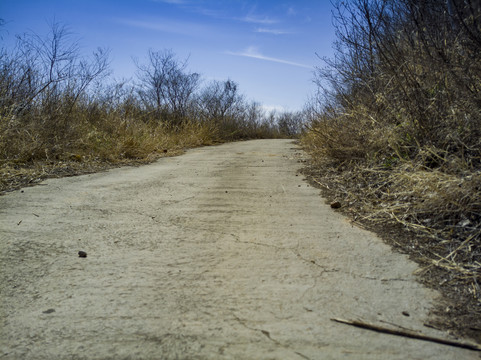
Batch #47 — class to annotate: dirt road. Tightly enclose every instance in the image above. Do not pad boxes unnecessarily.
[0,139,478,359]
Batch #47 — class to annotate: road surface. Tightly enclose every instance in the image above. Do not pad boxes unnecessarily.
[0,139,477,359]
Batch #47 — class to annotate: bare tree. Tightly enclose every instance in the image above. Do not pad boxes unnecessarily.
[135,49,200,123]
[277,111,304,137]
[0,21,110,117]
[311,0,481,164]
[198,79,243,123]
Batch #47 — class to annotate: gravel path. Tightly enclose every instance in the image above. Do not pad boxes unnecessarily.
[0,139,478,359]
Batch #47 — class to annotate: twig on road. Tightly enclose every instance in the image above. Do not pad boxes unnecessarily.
[331,318,481,351]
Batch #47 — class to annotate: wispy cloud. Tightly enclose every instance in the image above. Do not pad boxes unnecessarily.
[190,7,227,19]
[262,104,286,113]
[116,18,211,37]
[287,7,297,16]
[151,2,281,28]
[255,28,293,35]
[226,46,313,69]
[152,0,188,4]
[240,15,278,25]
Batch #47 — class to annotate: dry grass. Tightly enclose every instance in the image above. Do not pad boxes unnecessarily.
[303,0,481,339]
[0,108,217,194]
[0,99,287,194]
[302,127,481,339]
[0,22,291,194]
[303,125,481,284]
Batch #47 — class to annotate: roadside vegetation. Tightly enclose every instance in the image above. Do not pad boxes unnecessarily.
[301,0,481,337]
[0,21,303,193]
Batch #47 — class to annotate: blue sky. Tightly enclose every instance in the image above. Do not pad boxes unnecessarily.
[1,0,336,112]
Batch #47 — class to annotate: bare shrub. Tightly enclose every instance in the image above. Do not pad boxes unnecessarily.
[0,20,284,192]
[302,0,481,316]
[135,49,200,125]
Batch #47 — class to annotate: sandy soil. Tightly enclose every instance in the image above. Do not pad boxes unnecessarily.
[0,139,478,359]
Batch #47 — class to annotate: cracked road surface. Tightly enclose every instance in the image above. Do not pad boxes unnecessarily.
[0,139,477,359]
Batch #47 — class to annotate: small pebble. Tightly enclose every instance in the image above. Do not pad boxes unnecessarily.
[78,251,87,258]
[330,201,342,209]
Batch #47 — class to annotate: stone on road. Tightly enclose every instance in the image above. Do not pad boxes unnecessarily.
[0,140,477,359]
